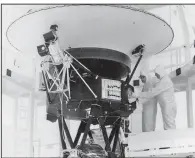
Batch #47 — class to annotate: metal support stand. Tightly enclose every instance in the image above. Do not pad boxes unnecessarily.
[57,104,124,158]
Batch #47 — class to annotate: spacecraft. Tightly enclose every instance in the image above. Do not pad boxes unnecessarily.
[38,25,141,158]
[6,5,174,158]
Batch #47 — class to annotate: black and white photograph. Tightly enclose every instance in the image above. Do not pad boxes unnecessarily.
[1,3,195,158]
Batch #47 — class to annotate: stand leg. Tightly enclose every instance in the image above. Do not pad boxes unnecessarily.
[98,117,116,158]
[112,124,120,153]
[109,125,117,144]
[79,116,93,149]
[73,121,86,148]
[112,118,121,153]
[62,117,74,148]
[58,118,66,150]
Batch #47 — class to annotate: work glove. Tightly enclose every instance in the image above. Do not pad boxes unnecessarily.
[131,92,139,98]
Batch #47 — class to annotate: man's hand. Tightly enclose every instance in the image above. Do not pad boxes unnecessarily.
[132,92,139,98]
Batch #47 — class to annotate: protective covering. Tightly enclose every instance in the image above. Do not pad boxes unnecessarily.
[78,143,107,158]
[139,70,158,132]
[139,66,177,130]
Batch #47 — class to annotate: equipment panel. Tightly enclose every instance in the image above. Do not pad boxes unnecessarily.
[101,78,121,101]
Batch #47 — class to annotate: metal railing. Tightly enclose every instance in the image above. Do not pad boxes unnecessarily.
[158,44,194,73]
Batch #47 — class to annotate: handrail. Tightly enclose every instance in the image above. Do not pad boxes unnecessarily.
[161,44,194,73]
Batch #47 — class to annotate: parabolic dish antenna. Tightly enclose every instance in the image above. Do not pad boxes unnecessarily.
[6,5,174,59]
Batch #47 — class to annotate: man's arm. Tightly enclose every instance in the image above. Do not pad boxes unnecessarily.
[139,77,172,99]
[151,77,159,87]
[137,97,150,104]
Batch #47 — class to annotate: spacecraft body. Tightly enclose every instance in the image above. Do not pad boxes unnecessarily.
[45,46,134,121]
